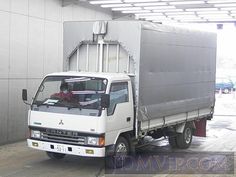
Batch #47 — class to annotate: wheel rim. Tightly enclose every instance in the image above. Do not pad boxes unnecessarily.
[184,128,192,144]
[116,142,127,155]
[224,89,229,93]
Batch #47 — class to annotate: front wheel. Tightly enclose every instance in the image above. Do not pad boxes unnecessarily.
[106,136,130,169]
[168,136,178,148]
[46,152,66,160]
[176,123,193,149]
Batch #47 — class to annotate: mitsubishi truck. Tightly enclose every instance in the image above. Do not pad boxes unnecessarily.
[22,21,216,168]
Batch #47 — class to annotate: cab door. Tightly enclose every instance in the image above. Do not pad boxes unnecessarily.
[105,81,134,145]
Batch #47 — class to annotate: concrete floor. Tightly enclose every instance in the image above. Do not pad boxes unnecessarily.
[0,94,236,177]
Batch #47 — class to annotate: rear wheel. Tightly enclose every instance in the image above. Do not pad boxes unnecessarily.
[176,123,193,149]
[46,152,66,160]
[106,136,130,169]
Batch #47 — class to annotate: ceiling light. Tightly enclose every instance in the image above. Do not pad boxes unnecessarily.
[122,10,151,13]
[221,7,236,10]
[186,8,218,11]
[134,2,167,6]
[206,18,235,21]
[101,4,132,8]
[208,18,236,21]
[152,20,176,23]
[152,19,176,22]
[88,0,236,24]
[153,9,183,12]
[169,15,199,19]
[161,0,194,1]
[178,19,207,22]
[200,14,231,18]
[169,1,205,5]
[171,17,202,21]
[214,3,236,7]
[89,0,122,4]
[197,10,229,14]
[145,16,170,20]
[112,7,141,11]
[166,12,195,15]
[207,0,236,3]
[135,12,163,16]
[124,0,162,2]
[201,14,230,16]
[144,6,176,10]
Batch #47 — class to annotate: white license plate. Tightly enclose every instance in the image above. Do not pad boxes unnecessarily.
[56,145,67,153]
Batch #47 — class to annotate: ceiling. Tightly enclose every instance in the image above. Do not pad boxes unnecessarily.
[87,0,236,23]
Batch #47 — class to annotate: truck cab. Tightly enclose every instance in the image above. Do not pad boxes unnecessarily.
[26,72,134,158]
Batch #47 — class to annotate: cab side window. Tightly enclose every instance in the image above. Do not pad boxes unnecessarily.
[108,82,129,116]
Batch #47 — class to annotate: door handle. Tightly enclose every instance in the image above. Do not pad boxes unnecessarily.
[126,117,131,122]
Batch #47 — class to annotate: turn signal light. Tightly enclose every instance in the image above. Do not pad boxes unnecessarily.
[99,137,105,147]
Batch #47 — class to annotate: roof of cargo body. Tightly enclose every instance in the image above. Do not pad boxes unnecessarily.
[64,20,216,37]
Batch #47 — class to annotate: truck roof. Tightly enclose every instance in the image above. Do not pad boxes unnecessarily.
[46,71,131,81]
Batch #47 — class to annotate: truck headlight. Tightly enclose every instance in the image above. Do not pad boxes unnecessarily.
[87,137,99,146]
[31,130,41,139]
[87,137,105,146]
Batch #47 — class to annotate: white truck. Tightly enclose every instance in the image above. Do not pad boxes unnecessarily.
[22,21,216,167]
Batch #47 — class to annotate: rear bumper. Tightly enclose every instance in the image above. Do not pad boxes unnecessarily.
[27,139,105,157]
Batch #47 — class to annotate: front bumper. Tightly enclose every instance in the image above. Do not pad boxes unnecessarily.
[27,139,105,157]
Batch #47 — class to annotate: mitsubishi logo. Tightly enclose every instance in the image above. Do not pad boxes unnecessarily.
[59,120,64,125]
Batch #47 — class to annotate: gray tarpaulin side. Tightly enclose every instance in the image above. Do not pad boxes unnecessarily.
[63,21,216,122]
[138,22,216,121]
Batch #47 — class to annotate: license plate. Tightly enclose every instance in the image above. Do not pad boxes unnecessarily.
[56,145,67,153]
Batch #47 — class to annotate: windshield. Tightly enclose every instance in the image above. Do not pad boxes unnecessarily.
[32,76,107,117]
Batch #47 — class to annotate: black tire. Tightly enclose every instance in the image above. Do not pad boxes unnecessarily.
[168,136,178,148]
[176,123,193,149]
[224,88,230,94]
[106,136,130,169]
[46,152,66,160]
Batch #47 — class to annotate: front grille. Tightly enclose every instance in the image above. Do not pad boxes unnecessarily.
[41,129,86,145]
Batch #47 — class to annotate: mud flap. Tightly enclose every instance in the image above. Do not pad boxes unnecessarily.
[194,118,207,137]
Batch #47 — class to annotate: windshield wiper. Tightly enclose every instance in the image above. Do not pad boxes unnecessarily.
[33,102,47,107]
[34,100,61,107]
[33,100,83,110]
[34,103,58,108]
[66,104,82,110]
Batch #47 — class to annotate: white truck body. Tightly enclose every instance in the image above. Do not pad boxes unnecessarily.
[26,21,216,158]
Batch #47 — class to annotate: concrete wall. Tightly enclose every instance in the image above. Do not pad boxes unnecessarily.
[0,0,112,145]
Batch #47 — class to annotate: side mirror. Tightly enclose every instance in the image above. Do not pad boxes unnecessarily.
[22,89,28,101]
[101,94,110,109]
